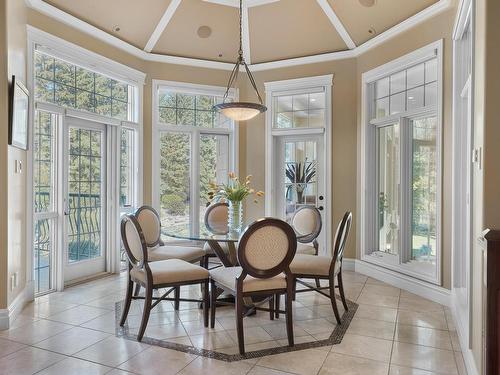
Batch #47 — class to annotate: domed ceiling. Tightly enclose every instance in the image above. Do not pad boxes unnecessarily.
[32,0,445,66]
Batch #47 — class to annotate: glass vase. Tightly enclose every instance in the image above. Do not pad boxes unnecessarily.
[228,200,243,232]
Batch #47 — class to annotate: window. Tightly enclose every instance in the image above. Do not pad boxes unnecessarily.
[153,81,236,236]
[273,92,325,128]
[120,128,137,208]
[361,42,442,284]
[34,50,133,121]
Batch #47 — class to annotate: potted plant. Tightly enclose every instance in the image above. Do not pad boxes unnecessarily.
[285,159,316,203]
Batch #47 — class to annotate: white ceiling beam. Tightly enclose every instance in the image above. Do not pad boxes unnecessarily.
[203,0,279,8]
[242,5,251,63]
[315,0,356,50]
[144,0,182,52]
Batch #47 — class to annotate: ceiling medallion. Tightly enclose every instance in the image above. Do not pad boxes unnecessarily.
[213,0,267,122]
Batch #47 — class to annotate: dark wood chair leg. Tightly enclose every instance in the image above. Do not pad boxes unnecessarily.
[275,293,280,319]
[236,294,245,355]
[120,276,133,326]
[210,280,217,328]
[137,285,153,341]
[329,276,341,324]
[269,295,274,320]
[285,284,294,347]
[174,286,180,310]
[315,278,321,288]
[292,277,297,301]
[133,283,141,297]
[337,272,348,311]
[203,280,209,327]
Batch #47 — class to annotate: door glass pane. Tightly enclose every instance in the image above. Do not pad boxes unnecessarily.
[34,111,55,213]
[67,128,103,263]
[377,124,400,256]
[411,117,437,266]
[159,132,191,230]
[199,134,229,220]
[284,140,318,221]
[34,218,54,294]
[120,128,135,208]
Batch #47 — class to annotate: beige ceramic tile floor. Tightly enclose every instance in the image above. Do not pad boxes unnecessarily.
[0,271,467,375]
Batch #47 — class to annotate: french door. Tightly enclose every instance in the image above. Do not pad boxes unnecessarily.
[63,118,107,282]
[275,134,326,250]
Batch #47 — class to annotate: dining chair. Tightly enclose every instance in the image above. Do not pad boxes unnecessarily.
[202,202,232,268]
[120,214,209,341]
[291,206,322,256]
[209,218,297,354]
[289,206,323,290]
[134,205,206,307]
[289,211,352,324]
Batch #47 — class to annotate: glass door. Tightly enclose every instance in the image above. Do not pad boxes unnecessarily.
[276,135,326,249]
[64,118,107,282]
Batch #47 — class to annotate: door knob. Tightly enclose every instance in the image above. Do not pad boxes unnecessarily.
[318,206,324,211]
[319,195,324,201]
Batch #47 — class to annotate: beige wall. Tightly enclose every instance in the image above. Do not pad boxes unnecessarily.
[5,0,28,306]
[470,0,500,371]
[356,8,456,289]
[1,0,9,310]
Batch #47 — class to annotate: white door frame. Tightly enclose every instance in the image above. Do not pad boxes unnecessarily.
[63,117,108,283]
[264,75,333,254]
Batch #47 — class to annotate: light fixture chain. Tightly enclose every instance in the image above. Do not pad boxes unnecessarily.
[239,0,243,58]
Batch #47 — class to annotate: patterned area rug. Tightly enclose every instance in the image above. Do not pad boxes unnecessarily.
[115,285,358,361]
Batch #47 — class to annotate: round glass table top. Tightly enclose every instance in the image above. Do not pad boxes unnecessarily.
[162,223,243,242]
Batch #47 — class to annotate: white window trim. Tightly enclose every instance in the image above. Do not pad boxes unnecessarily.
[359,40,443,285]
[26,28,145,296]
[264,74,333,253]
[151,79,239,241]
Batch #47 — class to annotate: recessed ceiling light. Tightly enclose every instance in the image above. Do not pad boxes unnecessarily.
[359,0,376,7]
[197,25,212,38]
[112,25,121,32]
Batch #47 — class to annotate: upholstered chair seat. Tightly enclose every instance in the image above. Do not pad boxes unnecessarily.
[149,245,205,263]
[295,243,317,255]
[290,254,340,276]
[210,267,286,292]
[130,259,209,285]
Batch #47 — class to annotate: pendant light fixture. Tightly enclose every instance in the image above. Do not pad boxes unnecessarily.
[213,0,267,121]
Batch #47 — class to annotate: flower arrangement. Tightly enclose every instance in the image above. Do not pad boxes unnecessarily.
[208,172,264,204]
[208,173,264,231]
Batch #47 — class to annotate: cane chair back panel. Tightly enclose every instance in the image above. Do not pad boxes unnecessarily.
[291,206,322,244]
[238,218,296,278]
[121,214,147,267]
[135,206,161,247]
[204,203,229,234]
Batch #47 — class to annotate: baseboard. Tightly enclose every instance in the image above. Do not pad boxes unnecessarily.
[355,259,451,306]
[342,258,355,271]
[449,297,480,375]
[0,282,32,331]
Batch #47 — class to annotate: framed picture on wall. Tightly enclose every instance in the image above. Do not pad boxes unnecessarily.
[8,75,29,150]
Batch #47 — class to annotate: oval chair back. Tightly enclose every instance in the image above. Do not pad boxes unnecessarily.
[135,206,162,247]
[204,202,229,234]
[121,214,148,269]
[237,218,297,279]
[332,212,352,265]
[291,206,322,244]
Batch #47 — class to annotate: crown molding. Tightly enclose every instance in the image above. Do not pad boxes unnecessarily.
[26,0,453,72]
[144,0,182,52]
